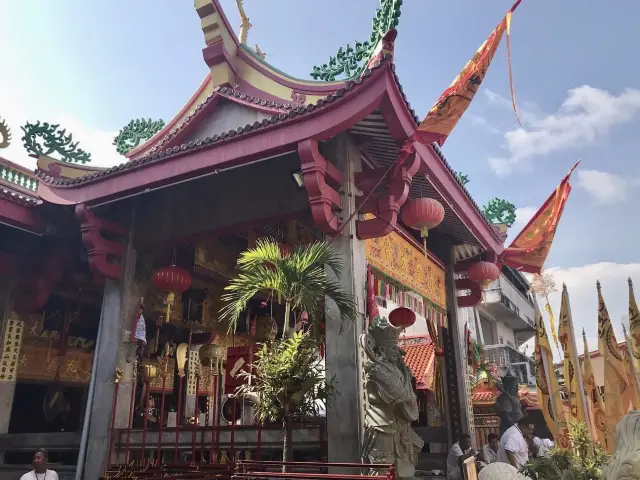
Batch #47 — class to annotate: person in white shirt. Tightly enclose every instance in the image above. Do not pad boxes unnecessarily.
[20,449,59,480]
[479,433,499,466]
[537,438,554,458]
[446,433,475,480]
[498,419,531,470]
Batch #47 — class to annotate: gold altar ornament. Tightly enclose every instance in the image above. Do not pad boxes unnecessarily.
[365,227,446,308]
[176,343,188,377]
[141,362,158,382]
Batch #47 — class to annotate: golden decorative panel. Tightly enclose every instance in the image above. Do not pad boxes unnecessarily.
[17,346,93,384]
[194,240,238,280]
[365,232,446,308]
[149,358,175,393]
[0,316,24,382]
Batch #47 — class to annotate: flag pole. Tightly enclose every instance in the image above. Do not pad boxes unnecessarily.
[562,285,590,429]
[623,324,640,397]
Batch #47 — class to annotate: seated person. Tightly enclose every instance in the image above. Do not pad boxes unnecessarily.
[446,433,476,480]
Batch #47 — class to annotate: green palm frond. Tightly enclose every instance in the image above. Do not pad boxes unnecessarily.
[219,238,357,337]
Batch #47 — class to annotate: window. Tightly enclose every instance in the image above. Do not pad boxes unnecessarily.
[499,336,504,344]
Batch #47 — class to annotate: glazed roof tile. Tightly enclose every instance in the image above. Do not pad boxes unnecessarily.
[145,85,304,156]
[471,382,539,407]
[402,337,435,390]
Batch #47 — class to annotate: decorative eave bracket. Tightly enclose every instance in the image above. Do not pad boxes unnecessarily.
[297,139,344,236]
[354,153,420,239]
[76,205,128,280]
[453,252,499,308]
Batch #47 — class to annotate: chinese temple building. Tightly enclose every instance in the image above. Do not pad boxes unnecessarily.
[0,1,515,479]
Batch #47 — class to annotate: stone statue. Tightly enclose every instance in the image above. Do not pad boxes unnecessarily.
[605,410,640,480]
[360,317,424,479]
[479,462,529,480]
[493,372,524,436]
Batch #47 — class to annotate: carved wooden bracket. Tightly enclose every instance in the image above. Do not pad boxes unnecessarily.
[76,204,128,280]
[355,153,420,239]
[455,277,482,308]
[298,139,344,236]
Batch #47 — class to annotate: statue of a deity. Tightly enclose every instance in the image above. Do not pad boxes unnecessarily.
[493,372,524,436]
[360,317,424,479]
[605,411,640,480]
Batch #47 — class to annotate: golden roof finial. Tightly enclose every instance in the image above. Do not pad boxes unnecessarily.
[235,0,252,45]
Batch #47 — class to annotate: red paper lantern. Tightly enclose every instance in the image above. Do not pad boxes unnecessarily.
[467,261,500,287]
[152,265,192,322]
[389,307,416,329]
[152,265,192,293]
[402,198,445,238]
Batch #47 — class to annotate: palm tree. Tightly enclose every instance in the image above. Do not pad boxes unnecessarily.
[219,238,357,339]
[235,331,335,467]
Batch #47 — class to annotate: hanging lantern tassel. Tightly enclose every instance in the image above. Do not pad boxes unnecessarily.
[402,198,445,257]
[165,291,175,324]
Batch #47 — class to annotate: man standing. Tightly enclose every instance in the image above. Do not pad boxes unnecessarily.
[498,419,531,470]
[446,434,475,480]
[20,449,59,480]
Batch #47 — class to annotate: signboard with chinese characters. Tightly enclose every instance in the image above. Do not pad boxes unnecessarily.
[364,227,446,308]
[17,346,93,384]
[0,316,23,382]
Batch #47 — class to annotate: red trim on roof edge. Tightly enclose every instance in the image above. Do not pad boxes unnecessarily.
[0,198,44,233]
[127,75,212,159]
[36,67,390,206]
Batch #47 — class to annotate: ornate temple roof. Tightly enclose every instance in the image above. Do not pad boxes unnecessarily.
[0,0,506,256]
[471,379,540,409]
[402,335,436,391]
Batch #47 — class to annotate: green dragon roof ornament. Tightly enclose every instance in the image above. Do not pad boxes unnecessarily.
[482,198,517,227]
[310,0,402,81]
[0,117,11,149]
[21,121,92,164]
[113,118,165,156]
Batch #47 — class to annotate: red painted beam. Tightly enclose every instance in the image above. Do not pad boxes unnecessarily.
[0,198,44,234]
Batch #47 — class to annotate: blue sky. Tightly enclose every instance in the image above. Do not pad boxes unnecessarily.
[1,0,639,347]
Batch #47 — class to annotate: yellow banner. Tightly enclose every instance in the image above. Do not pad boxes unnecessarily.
[597,283,629,453]
[365,231,446,309]
[628,279,640,375]
[557,286,587,424]
[583,333,606,447]
[534,305,570,447]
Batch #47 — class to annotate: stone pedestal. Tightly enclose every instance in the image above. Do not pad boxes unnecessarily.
[324,135,367,465]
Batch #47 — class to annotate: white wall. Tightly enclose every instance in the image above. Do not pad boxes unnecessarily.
[378,298,430,337]
[495,321,516,347]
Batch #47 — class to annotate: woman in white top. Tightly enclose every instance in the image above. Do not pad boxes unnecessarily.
[20,449,59,480]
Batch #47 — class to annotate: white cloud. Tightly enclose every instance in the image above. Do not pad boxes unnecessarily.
[485,86,640,176]
[0,79,122,171]
[577,169,633,205]
[468,114,499,134]
[514,206,537,228]
[525,262,640,361]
